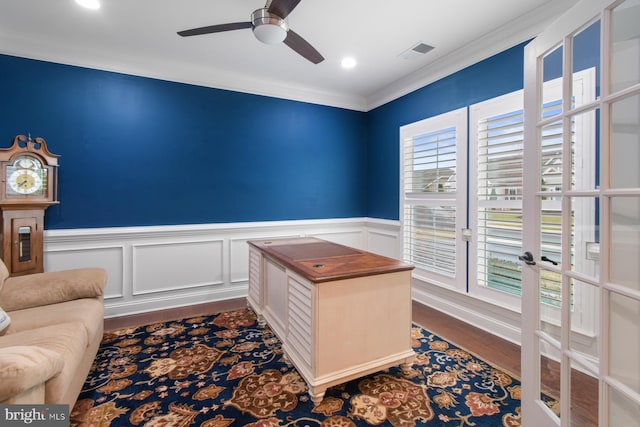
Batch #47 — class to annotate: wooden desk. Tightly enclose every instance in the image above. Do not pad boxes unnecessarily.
[247,237,415,403]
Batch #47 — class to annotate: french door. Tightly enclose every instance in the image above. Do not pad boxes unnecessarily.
[522,0,640,425]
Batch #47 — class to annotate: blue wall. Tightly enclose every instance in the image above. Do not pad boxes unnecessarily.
[366,42,527,220]
[0,55,368,229]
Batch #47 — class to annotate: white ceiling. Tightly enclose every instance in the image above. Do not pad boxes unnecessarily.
[0,0,579,111]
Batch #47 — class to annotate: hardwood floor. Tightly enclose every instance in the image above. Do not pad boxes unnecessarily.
[104,298,598,426]
[411,301,598,427]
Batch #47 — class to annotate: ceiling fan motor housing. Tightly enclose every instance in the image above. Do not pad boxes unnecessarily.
[252,8,288,44]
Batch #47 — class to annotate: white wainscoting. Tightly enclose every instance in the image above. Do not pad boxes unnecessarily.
[44,218,395,318]
[43,217,523,345]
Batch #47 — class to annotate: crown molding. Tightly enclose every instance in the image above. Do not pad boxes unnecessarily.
[0,32,367,112]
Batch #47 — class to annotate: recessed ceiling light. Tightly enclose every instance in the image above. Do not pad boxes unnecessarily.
[341,57,357,69]
[75,0,100,10]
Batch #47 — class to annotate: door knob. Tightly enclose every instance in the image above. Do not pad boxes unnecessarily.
[541,256,559,266]
[518,251,536,265]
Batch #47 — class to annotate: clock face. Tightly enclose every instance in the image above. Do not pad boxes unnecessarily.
[9,169,43,194]
[5,156,47,197]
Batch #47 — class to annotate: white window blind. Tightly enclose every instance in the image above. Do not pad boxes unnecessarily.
[476,102,527,301]
[400,108,467,290]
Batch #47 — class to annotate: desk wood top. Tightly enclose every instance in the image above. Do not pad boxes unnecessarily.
[248,237,414,283]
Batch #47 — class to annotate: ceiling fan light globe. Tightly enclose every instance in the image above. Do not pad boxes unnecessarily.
[252,8,288,44]
[253,25,287,44]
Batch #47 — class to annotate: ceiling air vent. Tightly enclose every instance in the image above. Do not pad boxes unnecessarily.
[399,42,434,60]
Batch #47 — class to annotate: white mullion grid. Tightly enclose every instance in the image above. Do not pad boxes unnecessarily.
[603,280,640,304]
[599,5,612,425]
[567,269,600,287]
[537,328,562,351]
[596,35,640,427]
[601,81,640,105]
[522,44,545,418]
[566,347,600,378]
[559,31,574,425]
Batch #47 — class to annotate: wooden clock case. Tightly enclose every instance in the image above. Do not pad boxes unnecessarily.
[0,135,59,276]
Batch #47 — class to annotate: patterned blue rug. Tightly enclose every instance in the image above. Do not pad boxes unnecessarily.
[71,308,540,426]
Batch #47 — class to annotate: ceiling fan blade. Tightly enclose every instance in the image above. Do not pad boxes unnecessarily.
[177,22,252,37]
[283,29,324,64]
[267,0,302,18]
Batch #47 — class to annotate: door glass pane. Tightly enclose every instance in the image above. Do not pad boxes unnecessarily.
[542,44,564,120]
[571,357,599,427]
[571,108,599,191]
[540,120,563,193]
[611,0,640,93]
[610,197,640,289]
[540,340,562,419]
[477,207,522,296]
[609,385,640,426]
[570,278,600,346]
[571,197,600,279]
[540,204,562,307]
[611,93,640,189]
[572,20,601,109]
[609,292,640,395]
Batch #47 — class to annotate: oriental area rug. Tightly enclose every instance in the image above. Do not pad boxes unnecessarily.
[71,308,542,427]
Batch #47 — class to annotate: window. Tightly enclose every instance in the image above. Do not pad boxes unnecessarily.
[469,70,596,317]
[400,107,467,291]
[401,69,596,332]
[469,91,525,309]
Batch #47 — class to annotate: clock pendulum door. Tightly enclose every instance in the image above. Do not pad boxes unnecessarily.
[0,209,43,275]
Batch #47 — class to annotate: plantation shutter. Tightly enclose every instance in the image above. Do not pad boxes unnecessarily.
[476,107,525,297]
[472,92,563,307]
[400,107,467,290]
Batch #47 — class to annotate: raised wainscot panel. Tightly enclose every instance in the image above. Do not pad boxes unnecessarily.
[367,229,400,258]
[309,230,365,250]
[132,240,224,295]
[230,238,249,284]
[45,246,124,300]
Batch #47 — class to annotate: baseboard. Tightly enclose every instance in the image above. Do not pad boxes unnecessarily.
[412,284,522,346]
[103,286,248,319]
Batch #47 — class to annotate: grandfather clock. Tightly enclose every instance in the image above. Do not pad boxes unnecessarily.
[0,135,59,276]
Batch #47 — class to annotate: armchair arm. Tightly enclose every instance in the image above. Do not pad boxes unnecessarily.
[0,268,107,312]
[0,345,64,402]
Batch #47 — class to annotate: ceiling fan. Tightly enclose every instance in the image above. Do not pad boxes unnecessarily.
[177,0,324,64]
